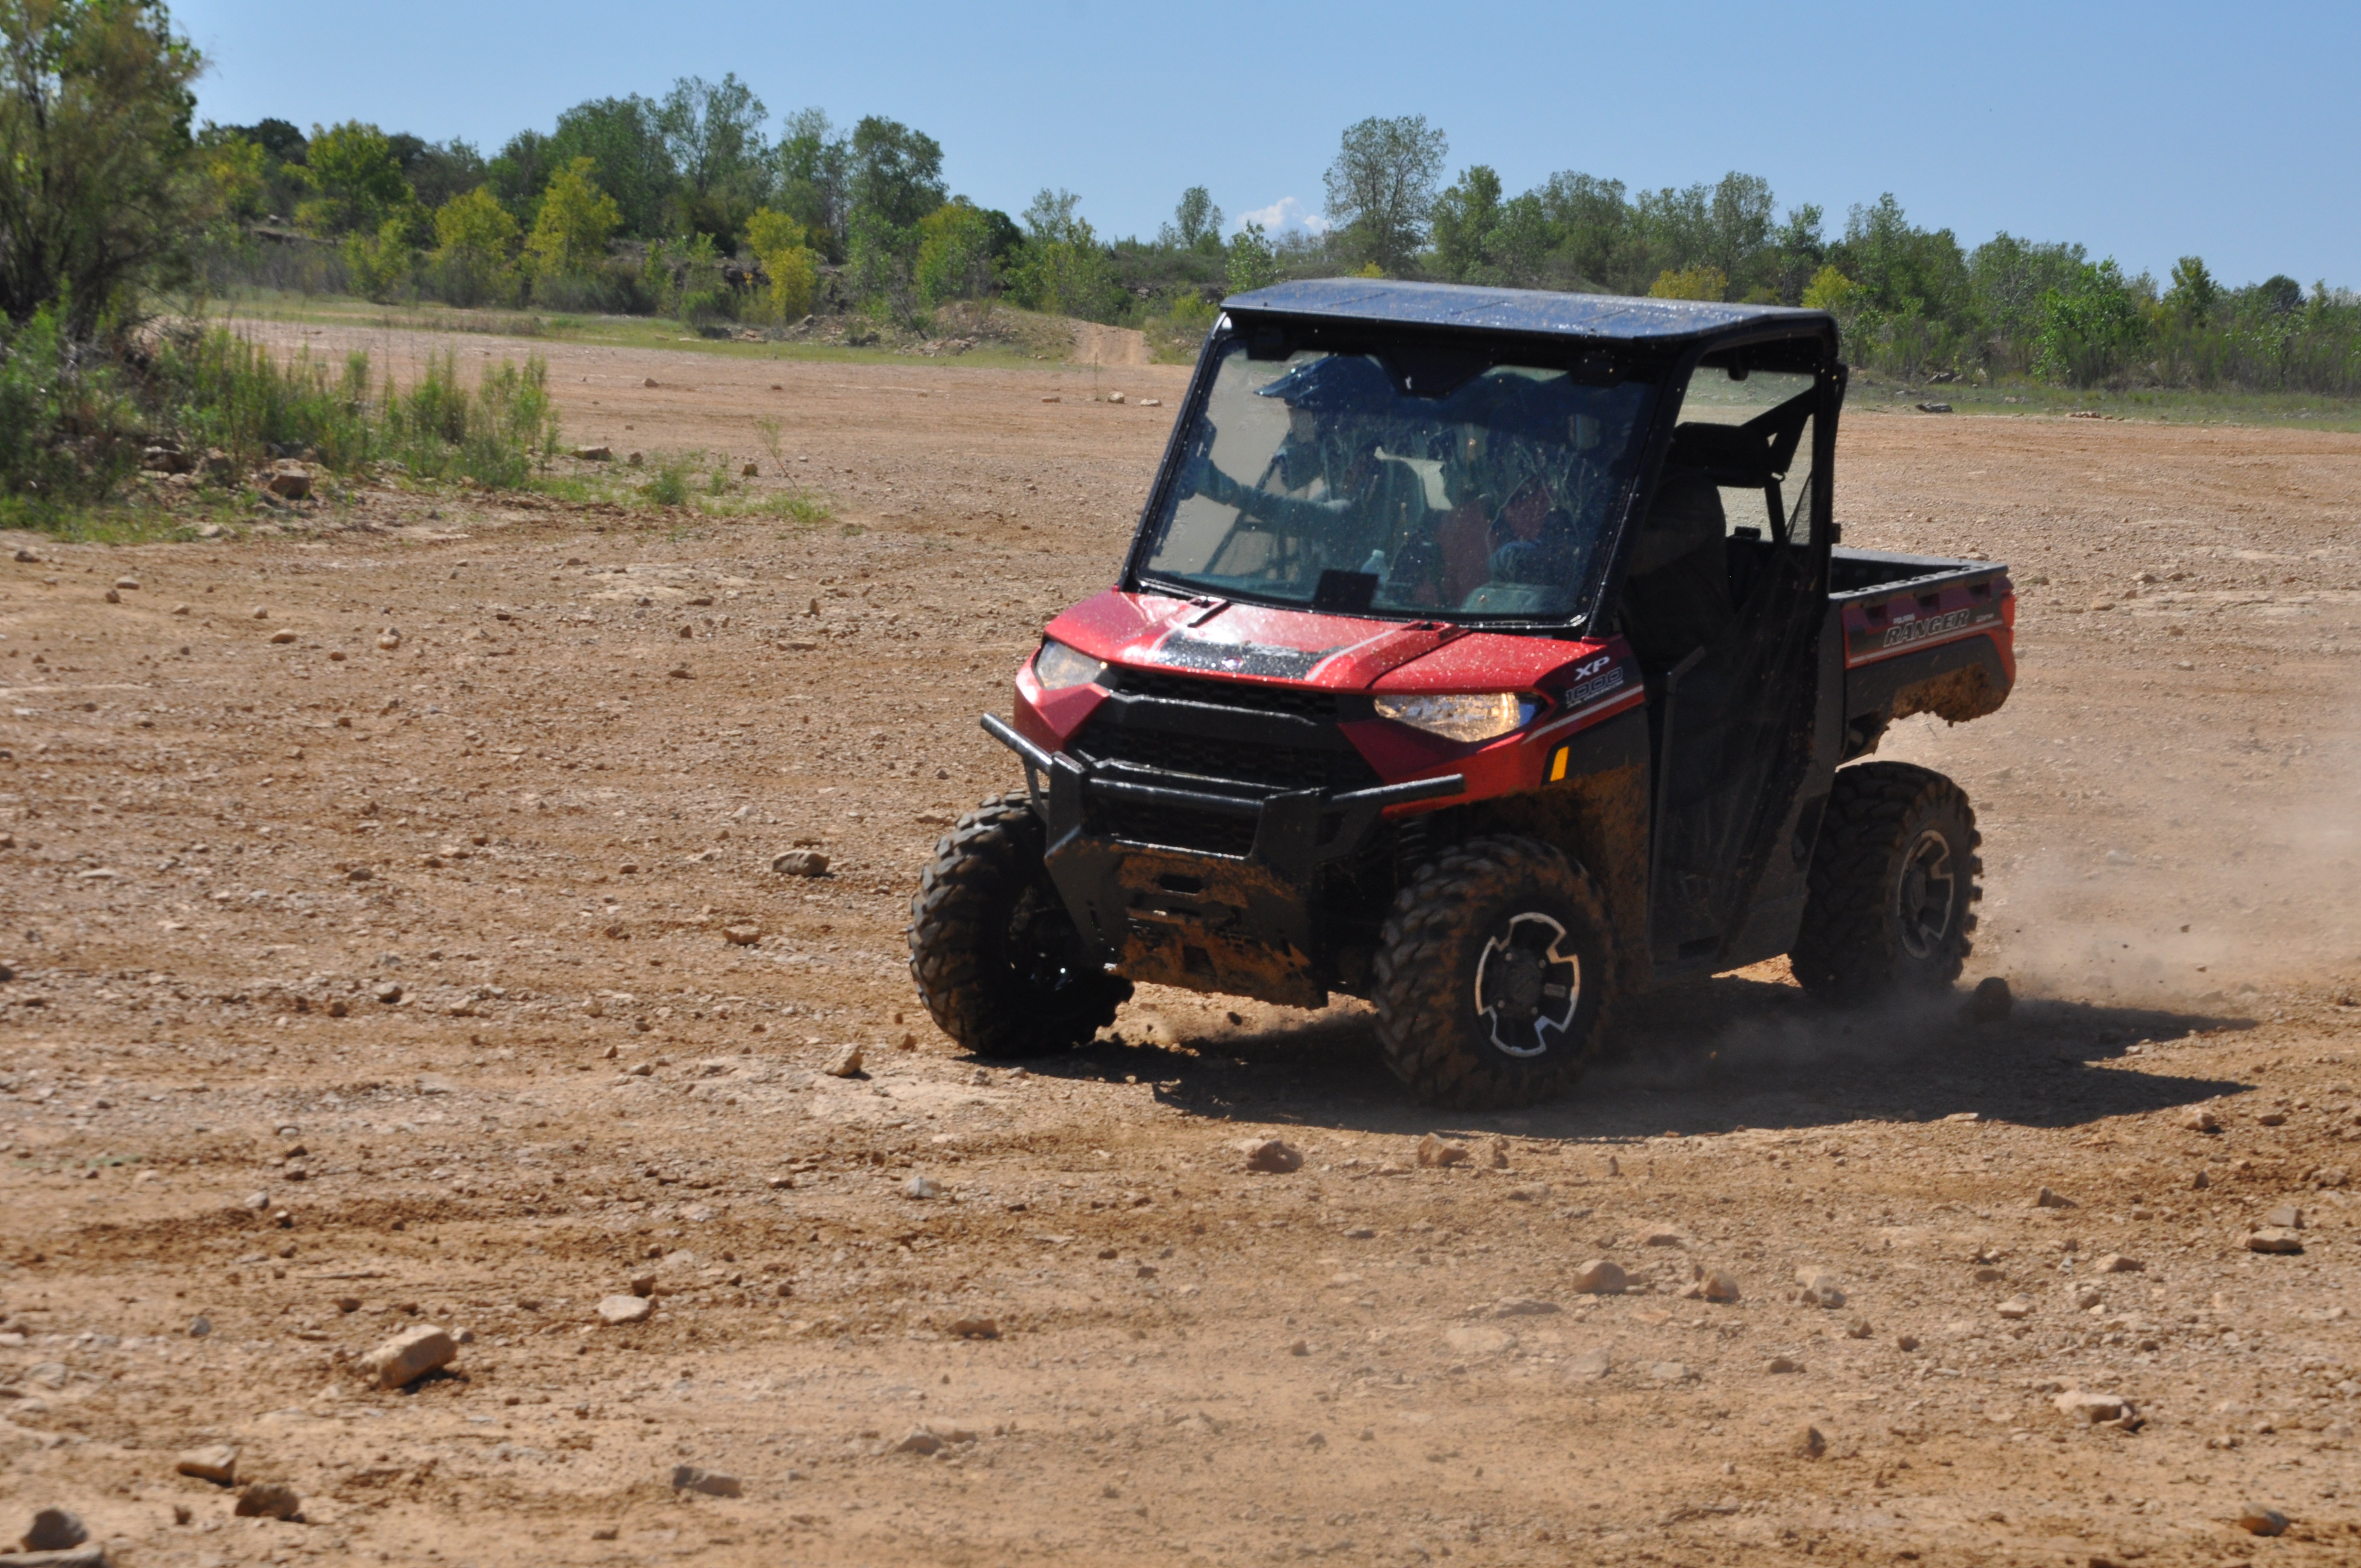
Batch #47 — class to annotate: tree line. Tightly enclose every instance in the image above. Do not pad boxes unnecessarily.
[3,0,2355,403]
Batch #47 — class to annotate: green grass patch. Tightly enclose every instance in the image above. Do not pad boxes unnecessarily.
[1846,373,2361,432]
[217,288,1060,368]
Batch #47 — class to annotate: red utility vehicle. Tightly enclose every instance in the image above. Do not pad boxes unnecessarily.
[910,280,2015,1107]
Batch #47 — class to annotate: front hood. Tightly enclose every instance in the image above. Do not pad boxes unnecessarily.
[1042,589,1606,694]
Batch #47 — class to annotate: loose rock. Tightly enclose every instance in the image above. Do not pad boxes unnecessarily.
[1766,1355,1803,1374]
[2033,1185,2077,1208]
[1698,1270,1742,1304]
[2054,1391,2137,1424]
[906,1174,942,1199]
[597,1294,654,1325]
[824,1043,865,1078]
[234,1482,302,1521]
[19,1509,88,1550]
[895,1428,945,1455]
[268,629,298,645]
[1416,1134,1470,1168]
[2246,1228,2304,1254]
[950,1316,999,1339]
[723,925,762,946]
[2180,1107,2222,1134]
[1236,1137,1303,1174]
[2264,1203,2303,1229]
[1570,1259,1628,1294]
[1564,1347,1611,1379]
[771,850,829,876]
[2093,1253,2144,1273]
[670,1465,743,1498]
[1794,1425,1827,1458]
[1492,1297,1559,1317]
[175,1445,238,1484]
[1961,975,2014,1023]
[362,1324,456,1389]
[1795,1267,1846,1308]
[1997,1296,2034,1319]
[2237,1504,2289,1537]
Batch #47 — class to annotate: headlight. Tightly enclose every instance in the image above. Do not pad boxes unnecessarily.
[1374,692,1539,744]
[1032,639,1106,691]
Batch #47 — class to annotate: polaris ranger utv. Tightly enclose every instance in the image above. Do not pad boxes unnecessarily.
[909,280,2015,1108]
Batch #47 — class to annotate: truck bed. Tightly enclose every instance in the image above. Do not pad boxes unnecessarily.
[1829,547,2015,754]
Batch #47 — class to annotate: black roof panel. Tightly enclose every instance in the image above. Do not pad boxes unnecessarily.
[1222,277,1832,345]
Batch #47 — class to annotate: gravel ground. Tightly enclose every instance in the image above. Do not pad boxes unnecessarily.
[1,337,2359,1566]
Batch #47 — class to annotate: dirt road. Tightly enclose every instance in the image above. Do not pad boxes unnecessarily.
[3,337,2360,1567]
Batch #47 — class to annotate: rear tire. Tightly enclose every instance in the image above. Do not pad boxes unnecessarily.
[1372,835,1615,1109]
[907,790,1130,1057]
[1789,761,1981,1003]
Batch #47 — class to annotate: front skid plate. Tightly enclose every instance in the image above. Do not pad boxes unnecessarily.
[1044,836,1328,1010]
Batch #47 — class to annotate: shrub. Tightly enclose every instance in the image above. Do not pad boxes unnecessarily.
[743,208,818,320]
[380,350,559,486]
[0,301,139,502]
[1647,264,1728,302]
[2033,260,2150,387]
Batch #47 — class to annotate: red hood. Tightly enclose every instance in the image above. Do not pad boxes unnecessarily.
[1042,589,1607,694]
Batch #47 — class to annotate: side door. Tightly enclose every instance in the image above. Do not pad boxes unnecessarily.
[1618,347,1836,973]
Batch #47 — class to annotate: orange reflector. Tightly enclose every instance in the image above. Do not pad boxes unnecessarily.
[1549,747,1569,782]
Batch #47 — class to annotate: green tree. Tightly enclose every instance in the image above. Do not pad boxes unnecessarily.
[1225,219,1279,295]
[743,207,818,321]
[2164,255,2218,322]
[524,156,621,282]
[656,73,769,243]
[1159,186,1222,252]
[1322,113,1446,275]
[1800,264,1858,313]
[1009,188,1117,320]
[398,137,484,213]
[0,0,206,332]
[773,107,847,257]
[200,130,266,224]
[545,97,672,238]
[1533,171,1634,290]
[848,115,945,231]
[914,199,998,306]
[429,186,519,306]
[1428,164,1502,282]
[2033,259,2149,386]
[297,120,415,236]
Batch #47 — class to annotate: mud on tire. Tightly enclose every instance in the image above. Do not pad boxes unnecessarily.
[1372,834,1615,1110]
[907,790,1130,1057]
[1789,761,1981,1003]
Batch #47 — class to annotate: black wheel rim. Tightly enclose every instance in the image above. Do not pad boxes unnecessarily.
[1472,912,1581,1059]
[1896,828,1956,960]
[1007,884,1094,1001]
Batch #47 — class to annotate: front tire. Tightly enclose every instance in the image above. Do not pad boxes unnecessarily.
[1372,835,1615,1109]
[1789,761,1981,1003]
[907,790,1130,1057]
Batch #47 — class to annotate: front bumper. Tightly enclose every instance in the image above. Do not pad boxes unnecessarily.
[981,713,1462,1007]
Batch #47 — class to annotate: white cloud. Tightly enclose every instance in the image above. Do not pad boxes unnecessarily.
[1233,197,1328,236]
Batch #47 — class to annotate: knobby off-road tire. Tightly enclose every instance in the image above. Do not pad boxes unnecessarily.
[907,790,1130,1058]
[1372,834,1615,1110]
[1789,761,1981,1003]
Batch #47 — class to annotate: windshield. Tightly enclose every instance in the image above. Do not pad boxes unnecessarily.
[1139,341,1656,620]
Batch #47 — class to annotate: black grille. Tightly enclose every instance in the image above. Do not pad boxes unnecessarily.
[1090,796,1259,857]
[1074,717,1380,794]
[1105,667,1348,721]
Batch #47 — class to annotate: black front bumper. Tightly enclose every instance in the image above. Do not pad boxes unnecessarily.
[982,713,1462,1008]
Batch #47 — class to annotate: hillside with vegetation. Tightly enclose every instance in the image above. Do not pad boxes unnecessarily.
[0,0,2354,529]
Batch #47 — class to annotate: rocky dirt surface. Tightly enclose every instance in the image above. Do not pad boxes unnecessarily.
[2,341,2360,1567]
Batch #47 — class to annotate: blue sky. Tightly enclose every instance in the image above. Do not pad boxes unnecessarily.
[175,0,2358,287]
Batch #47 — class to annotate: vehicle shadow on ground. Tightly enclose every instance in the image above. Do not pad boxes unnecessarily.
[1013,977,2257,1144]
